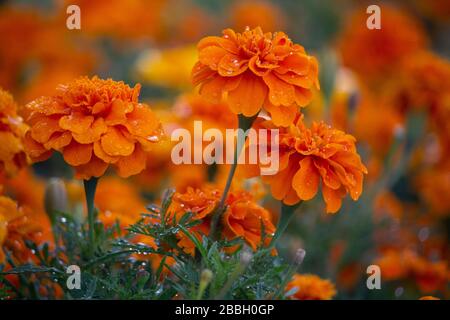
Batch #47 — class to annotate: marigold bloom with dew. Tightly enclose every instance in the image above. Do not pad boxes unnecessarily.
[166,186,275,254]
[192,27,319,126]
[0,88,29,176]
[286,274,336,300]
[0,194,46,263]
[23,76,163,179]
[243,115,367,213]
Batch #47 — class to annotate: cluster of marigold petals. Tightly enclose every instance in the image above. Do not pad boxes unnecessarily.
[245,115,367,213]
[0,88,29,176]
[191,27,319,126]
[286,274,336,300]
[0,194,44,263]
[22,76,163,180]
[165,186,275,253]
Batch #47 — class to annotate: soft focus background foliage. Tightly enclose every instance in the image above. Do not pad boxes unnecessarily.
[0,0,449,299]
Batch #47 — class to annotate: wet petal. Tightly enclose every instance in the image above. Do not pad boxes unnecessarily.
[292,157,320,200]
[63,141,93,166]
[74,156,109,180]
[227,73,267,116]
[72,118,107,144]
[44,131,72,150]
[322,185,345,214]
[263,72,296,106]
[125,104,160,137]
[59,112,94,134]
[30,117,62,143]
[101,127,135,157]
[115,145,146,177]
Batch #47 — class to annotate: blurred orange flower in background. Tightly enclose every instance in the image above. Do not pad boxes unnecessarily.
[0,88,29,176]
[286,274,336,300]
[338,5,427,81]
[192,27,319,126]
[95,177,147,228]
[375,249,449,293]
[229,0,285,32]
[0,194,47,263]
[246,115,367,213]
[23,76,163,179]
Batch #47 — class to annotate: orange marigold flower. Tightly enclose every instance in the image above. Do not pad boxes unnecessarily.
[23,76,163,180]
[167,186,275,254]
[338,5,427,80]
[0,88,29,176]
[191,27,319,126]
[245,115,367,213]
[223,190,275,251]
[0,194,45,263]
[286,274,336,300]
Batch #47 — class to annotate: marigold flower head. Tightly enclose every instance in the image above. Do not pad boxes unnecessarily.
[338,5,427,79]
[246,115,367,213]
[0,88,29,176]
[23,76,163,180]
[286,274,336,300]
[167,186,275,254]
[0,194,46,263]
[192,27,319,126]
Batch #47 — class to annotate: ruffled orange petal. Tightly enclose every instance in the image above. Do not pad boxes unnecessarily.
[263,71,295,106]
[227,73,267,116]
[115,145,146,177]
[30,117,62,143]
[294,87,313,107]
[279,54,311,75]
[23,131,52,161]
[63,141,93,166]
[93,141,119,164]
[72,118,107,144]
[125,104,160,137]
[104,99,134,126]
[101,126,135,157]
[292,157,320,200]
[44,131,73,150]
[218,54,248,77]
[199,45,228,70]
[322,185,345,214]
[191,62,216,86]
[59,112,94,134]
[74,156,109,180]
[264,102,297,127]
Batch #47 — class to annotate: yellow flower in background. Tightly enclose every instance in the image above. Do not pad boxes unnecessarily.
[136,46,198,90]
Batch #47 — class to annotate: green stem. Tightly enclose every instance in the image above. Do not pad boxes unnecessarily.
[84,177,99,257]
[267,202,301,251]
[210,114,257,240]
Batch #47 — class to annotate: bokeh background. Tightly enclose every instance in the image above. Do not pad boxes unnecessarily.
[0,0,449,299]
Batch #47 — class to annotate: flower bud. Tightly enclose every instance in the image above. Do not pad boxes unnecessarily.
[44,178,68,220]
[294,248,306,266]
